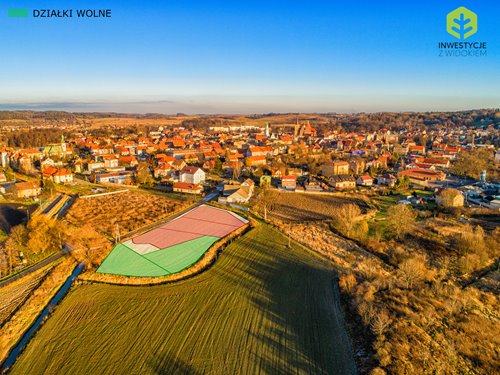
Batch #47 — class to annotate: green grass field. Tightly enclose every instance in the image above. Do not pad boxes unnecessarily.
[10,224,356,375]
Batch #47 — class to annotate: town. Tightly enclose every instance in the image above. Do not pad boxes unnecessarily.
[0,110,498,208]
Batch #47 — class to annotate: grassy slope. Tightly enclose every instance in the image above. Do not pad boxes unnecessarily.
[10,224,356,375]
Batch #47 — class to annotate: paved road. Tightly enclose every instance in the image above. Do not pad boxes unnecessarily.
[0,250,67,288]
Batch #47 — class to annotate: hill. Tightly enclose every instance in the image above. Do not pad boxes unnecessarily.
[9,224,356,375]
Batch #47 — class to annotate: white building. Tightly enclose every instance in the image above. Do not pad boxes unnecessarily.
[180,166,206,184]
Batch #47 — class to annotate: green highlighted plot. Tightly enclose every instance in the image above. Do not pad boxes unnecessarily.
[97,244,168,277]
[144,236,219,274]
[8,8,29,18]
[97,236,220,277]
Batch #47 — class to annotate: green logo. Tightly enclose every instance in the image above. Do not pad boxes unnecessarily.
[447,7,477,40]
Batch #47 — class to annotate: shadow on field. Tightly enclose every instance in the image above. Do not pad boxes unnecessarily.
[211,232,358,375]
[148,352,201,375]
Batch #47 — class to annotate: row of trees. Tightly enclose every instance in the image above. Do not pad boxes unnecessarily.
[1,216,106,276]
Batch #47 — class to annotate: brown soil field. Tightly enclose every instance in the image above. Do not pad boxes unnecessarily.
[269,192,370,222]
[65,192,189,237]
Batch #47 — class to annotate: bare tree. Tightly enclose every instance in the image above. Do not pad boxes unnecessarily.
[386,204,415,239]
[371,308,392,336]
[333,203,362,236]
[257,187,278,221]
[4,238,18,274]
[397,255,433,289]
[232,161,242,181]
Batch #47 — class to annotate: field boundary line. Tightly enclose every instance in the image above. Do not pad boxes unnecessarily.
[79,189,129,199]
[178,216,244,227]
[131,236,220,257]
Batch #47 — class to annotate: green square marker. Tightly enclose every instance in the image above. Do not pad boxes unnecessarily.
[8,8,29,18]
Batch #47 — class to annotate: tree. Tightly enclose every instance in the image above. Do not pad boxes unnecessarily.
[213,158,223,175]
[333,203,362,236]
[339,273,357,293]
[136,162,154,186]
[450,149,492,179]
[4,238,18,274]
[437,188,464,209]
[385,204,415,239]
[371,308,392,336]
[394,176,410,191]
[397,255,434,289]
[43,178,56,196]
[66,225,108,266]
[232,161,242,180]
[256,187,278,221]
[27,216,66,254]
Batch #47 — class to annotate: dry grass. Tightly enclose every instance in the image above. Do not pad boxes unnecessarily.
[65,192,189,238]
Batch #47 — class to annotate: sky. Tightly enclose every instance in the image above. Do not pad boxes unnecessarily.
[1,0,499,114]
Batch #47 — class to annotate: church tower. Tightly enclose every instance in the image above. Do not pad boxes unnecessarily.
[61,134,67,153]
[294,118,299,139]
[264,122,270,138]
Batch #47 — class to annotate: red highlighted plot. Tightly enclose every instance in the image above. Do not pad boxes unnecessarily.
[181,205,247,227]
[132,229,201,249]
[132,205,247,249]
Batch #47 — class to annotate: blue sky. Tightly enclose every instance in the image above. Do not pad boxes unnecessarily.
[1,0,499,113]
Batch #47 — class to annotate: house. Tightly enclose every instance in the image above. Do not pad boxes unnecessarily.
[349,158,366,175]
[7,181,42,199]
[357,175,374,187]
[399,168,446,185]
[329,175,356,190]
[322,161,349,177]
[245,156,267,167]
[247,146,273,157]
[270,166,286,178]
[179,166,206,184]
[415,157,450,169]
[119,155,138,168]
[41,136,72,158]
[42,167,74,184]
[172,159,187,171]
[154,165,175,179]
[409,145,426,155]
[221,179,255,203]
[287,167,304,177]
[94,171,134,184]
[305,180,324,192]
[86,161,105,172]
[436,188,464,208]
[40,158,56,170]
[72,159,84,174]
[393,144,409,155]
[102,155,119,169]
[281,176,297,190]
[377,174,397,187]
[173,182,203,195]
